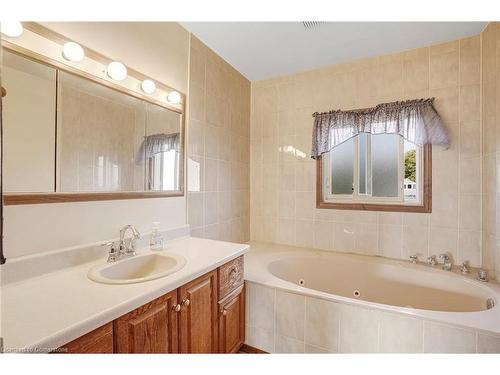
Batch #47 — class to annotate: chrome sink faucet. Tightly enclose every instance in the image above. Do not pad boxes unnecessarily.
[101,225,141,263]
[119,224,141,257]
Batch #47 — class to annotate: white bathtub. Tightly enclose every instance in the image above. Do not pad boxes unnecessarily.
[244,242,500,352]
[268,253,495,313]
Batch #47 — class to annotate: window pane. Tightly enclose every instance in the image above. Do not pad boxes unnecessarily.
[372,134,399,197]
[331,138,353,195]
[358,133,371,195]
[404,140,418,201]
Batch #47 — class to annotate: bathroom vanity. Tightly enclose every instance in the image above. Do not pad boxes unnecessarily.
[59,256,245,353]
[1,235,249,354]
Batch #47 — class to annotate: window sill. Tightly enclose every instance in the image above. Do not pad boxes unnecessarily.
[316,200,431,213]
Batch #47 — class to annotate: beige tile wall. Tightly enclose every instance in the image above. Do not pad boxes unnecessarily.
[187,35,251,242]
[251,36,483,267]
[481,22,500,279]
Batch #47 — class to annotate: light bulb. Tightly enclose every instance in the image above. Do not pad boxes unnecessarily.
[1,21,23,37]
[141,79,156,94]
[107,61,127,81]
[167,91,181,104]
[62,42,85,62]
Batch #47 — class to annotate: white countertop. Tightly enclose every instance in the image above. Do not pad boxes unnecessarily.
[1,236,249,352]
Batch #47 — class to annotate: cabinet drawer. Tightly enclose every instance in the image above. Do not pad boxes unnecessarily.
[218,256,244,300]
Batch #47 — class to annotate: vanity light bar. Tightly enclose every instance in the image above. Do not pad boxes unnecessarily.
[62,41,85,62]
[167,91,182,104]
[0,21,24,37]
[2,22,184,107]
[107,61,128,81]
[141,79,156,94]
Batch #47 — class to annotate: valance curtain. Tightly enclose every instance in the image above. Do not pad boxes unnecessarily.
[310,98,448,159]
[136,132,180,163]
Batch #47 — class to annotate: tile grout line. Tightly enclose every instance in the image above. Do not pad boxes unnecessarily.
[457,41,463,264]
[478,31,484,269]
[422,320,426,353]
[273,286,277,353]
[303,295,306,353]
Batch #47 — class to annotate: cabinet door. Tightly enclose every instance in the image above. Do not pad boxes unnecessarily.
[218,285,245,353]
[114,290,178,353]
[179,270,218,353]
[56,322,113,354]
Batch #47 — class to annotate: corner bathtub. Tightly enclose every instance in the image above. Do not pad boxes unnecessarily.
[244,242,500,353]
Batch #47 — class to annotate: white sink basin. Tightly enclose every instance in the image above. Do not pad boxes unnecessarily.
[87,252,186,284]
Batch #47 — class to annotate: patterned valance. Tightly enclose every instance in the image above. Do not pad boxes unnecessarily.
[311,98,448,159]
[136,132,180,163]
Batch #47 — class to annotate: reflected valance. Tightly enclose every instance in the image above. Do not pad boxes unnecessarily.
[137,132,180,163]
[311,98,448,159]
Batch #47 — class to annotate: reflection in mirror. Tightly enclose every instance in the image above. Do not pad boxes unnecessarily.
[2,51,56,192]
[143,103,180,191]
[2,50,183,197]
[57,71,147,192]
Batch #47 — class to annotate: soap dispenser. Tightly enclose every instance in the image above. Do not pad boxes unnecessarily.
[149,222,164,251]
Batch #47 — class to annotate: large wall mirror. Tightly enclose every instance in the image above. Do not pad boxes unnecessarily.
[1,49,185,204]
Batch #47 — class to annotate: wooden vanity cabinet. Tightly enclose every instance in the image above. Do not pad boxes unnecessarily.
[218,285,245,353]
[178,270,219,353]
[56,257,245,354]
[114,290,178,353]
[217,256,245,353]
[56,322,113,353]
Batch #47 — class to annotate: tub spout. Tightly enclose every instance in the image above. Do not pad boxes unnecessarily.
[442,262,453,271]
[427,255,438,266]
[438,253,453,270]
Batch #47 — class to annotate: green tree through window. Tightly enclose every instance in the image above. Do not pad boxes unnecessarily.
[405,149,416,182]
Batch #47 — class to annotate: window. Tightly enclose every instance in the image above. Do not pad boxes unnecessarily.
[147,149,179,191]
[317,133,431,212]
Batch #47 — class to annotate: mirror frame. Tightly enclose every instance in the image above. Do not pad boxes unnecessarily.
[1,76,4,264]
[1,40,186,206]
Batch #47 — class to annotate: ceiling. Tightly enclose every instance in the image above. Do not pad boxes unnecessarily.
[181,22,487,81]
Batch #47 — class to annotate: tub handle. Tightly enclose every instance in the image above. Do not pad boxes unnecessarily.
[487,298,495,310]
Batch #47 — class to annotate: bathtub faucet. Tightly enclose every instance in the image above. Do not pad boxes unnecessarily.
[426,255,438,266]
[409,254,419,264]
[438,253,453,271]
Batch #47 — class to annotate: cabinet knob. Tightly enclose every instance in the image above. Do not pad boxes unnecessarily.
[172,304,181,312]
[182,299,190,307]
[222,309,227,316]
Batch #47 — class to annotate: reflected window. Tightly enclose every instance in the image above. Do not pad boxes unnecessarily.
[148,148,179,191]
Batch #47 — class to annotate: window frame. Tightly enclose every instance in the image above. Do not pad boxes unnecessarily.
[316,140,432,213]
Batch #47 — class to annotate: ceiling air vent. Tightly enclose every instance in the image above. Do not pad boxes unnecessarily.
[302,21,324,29]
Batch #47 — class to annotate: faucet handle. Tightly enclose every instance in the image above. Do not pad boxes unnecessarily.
[102,241,119,262]
[477,269,489,282]
[460,261,470,274]
[409,254,419,264]
[427,255,438,266]
[438,253,452,265]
